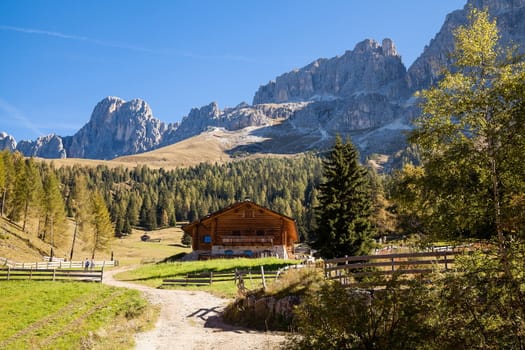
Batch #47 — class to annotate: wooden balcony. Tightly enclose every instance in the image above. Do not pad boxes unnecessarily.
[220,235,274,246]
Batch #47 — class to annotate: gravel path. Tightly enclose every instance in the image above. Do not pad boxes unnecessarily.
[103,268,286,350]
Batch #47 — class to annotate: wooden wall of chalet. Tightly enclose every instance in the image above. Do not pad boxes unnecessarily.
[190,203,296,251]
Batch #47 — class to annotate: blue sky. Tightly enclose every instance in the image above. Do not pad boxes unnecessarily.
[0,0,465,142]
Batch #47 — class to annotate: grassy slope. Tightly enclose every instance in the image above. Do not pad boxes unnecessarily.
[0,217,55,261]
[0,216,190,265]
[0,281,157,350]
[47,126,297,171]
[47,129,236,170]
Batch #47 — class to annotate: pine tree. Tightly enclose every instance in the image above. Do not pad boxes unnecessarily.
[313,136,375,258]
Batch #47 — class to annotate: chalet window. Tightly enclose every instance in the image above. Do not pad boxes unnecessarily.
[232,230,241,236]
[256,230,265,236]
[203,235,212,243]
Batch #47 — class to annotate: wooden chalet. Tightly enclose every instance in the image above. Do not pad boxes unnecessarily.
[182,200,299,259]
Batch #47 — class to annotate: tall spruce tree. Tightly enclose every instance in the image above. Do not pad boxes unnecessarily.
[313,135,375,258]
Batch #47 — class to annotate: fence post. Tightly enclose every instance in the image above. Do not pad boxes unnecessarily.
[260,266,266,290]
[209,271,213,285]
[52,269,56,281]
[444,252,449,270]
[391,257,395,272]
[100,267,104,283]
[7,266,10,280]
[30,267,33,280]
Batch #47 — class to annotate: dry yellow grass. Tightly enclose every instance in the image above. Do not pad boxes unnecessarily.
[113,130,235,169]
[111,226,191,265]
[37,125,299,170]
[0,216,190,265]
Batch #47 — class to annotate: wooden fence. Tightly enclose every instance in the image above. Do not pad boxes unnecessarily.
[0,267,104,282]
[324,250,457,287]
[161,267,282,288]
[0,257,118,269]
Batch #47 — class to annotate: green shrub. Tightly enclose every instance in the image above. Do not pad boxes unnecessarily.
[284,245,525,350]
[285,275,435,350]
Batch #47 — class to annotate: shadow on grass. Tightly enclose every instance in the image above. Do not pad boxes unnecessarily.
[158,252,187,263]
[168,243,191,248]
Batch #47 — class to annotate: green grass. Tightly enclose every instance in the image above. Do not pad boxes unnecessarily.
[115,257,298,298]
[0,281,157,350]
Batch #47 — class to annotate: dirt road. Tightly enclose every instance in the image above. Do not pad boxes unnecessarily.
[103,268,286,350]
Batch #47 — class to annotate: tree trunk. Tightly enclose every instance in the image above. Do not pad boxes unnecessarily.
[22,199,29,232]
[69,218,78,261]
[1,188,6,217]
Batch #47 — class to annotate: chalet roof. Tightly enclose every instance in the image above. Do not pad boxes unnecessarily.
[182,200,298,233]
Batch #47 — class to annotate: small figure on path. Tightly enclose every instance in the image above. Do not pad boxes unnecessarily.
[84,258,90,270]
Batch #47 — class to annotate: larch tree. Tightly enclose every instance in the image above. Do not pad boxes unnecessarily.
[90,190,113,259]
[8,152,27,222]
[21,158,44,232]
[41,169,67,259]
[0,151,5,217]
[69,174,92,260]
[0,150,15,218]
[409,8,525,249]
[313,135,375,259]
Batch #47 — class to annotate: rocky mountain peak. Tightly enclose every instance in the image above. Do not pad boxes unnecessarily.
[467,0,525,14]
[382,38,398,56]
[90,96,125,122]
[407,0,525,92]
[65,96,168,159]
[253,38,408,105]
[16,134,66,158]
[0,132,16,151]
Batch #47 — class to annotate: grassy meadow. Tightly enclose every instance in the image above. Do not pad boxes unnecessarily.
[115,257,298,298]
[0,281,158,350]
[111,226,191,265]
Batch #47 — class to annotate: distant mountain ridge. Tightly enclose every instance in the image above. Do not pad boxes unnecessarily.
[3,0,525,165]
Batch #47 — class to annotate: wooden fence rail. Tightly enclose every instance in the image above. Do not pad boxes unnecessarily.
[0,257,118,269]
[161,268,281,288]
[0,267,104,282]
[324,250,457,287]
